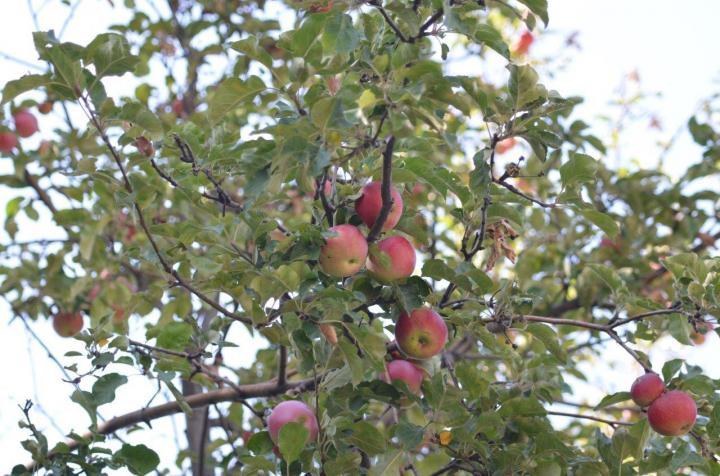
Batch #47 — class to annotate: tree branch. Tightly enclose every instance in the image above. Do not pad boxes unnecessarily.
[366,136,395,243]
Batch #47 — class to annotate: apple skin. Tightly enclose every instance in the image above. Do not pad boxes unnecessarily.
[630,373,665,407]
[496,137,517,154]
[52,311,84,337]
[267,400,319,444]
[383,359,424,394]
[395,308,448,359]
[38,101,53,114]
[319,224,368,277]
[647,390,697,436]
[355,181,403,231]
[14,109,39,138]
[367,235,416,282]
[514,30,534,55]
[690,321,714,345]
[0,132,18,153]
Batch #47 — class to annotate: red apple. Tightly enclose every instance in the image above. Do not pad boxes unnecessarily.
[172,98,185,117]
[38,101,53,114]
[52,311,84,337]
[0,131,18,153]
[355,181,403,231]
[630,373,665,407]
[514,31,534,56]
[14,109,39,138]
[367,235,416,282]
[267,400,319,444]
[318,224,368,277]
[383,359,424,394]
[647,390,697,436]
[134,137,154,157]
[496,138,517,154]
[395,308,448,359]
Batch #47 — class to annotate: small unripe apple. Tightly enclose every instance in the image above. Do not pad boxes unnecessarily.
[630,372,665,407]
[267,400,319,444]
[134,137,154,157]
[52,311,84,337]
[355,181,403,231]
[690,321,714,345]
[319,323,338,345]
[14,109,39,138]
[318,224,368,277]
[0,131,18,153]
[395,308,448,359]
[647,390,697,436]
[367,235,416,282]
[38,101,53,114]
[383,359,424,394]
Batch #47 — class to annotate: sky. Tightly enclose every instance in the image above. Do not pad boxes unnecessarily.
[1,0,720,472]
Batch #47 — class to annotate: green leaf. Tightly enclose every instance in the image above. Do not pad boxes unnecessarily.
[155,321,193,350]
[498,396,547,417]
[322,13,362,54]
[117,102,163,138]
[518,0,549,26]
[578,209,619,237]
[474,24,510,58]
[113,444,160,475]
[92,373,128,405]
[345,421,386,455]
[46,45,86,97]
[594,391,631,410]
[278,421,309,462]
[526,323,566,362]
[208,76,266,124]
[393,420,425,449]
[662,359,683,381]
[404,156,471,205]
[668,314,692,345]
[338,339,365,386]
[86,33,139,78]
[2,74,51,104]
[508,64,544,110]
[559,153,598,186]
[248,431,274,455]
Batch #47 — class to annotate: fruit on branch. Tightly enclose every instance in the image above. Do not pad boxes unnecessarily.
[355,181,403,231]
[38,101,53,114]
[267,400,319,444]
[383,359,424,394]
[13,109,39,138]
[319,224,368,277]
[0,131,18,153]
[395,308,448,359]
[319,323,338,345]
[52,311,84,337]
[647,390,697,436]
[514,30,534,56]
[309,179,332,198]
[690,321,714,345]
[367,235,416,282]
[134,137,154,157]
[534,461,562,476]
[630,372,665,407]
[172,98,185,117]
[495,137,517,154]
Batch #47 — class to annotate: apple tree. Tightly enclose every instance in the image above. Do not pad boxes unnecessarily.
[2,0,720,474]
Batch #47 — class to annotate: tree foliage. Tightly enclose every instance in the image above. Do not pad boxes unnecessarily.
[2,0,720,474]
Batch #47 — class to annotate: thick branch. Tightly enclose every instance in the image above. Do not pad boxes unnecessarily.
[366,136,395,243]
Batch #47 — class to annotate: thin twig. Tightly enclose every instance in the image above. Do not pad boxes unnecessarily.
[366,136,395,243]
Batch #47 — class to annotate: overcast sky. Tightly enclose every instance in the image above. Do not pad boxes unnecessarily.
[1,0,720,472]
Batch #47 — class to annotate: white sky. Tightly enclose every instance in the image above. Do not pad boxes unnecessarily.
[1,0,720,472]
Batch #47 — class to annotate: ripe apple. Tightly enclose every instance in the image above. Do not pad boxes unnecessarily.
[630,372,665,407]
[52,311,84,337]
[496,137,517,154]
[267,400,319,444]
[172,98,185,117]
[690,321,714,345]
[355,181,403,231]
[318,224,368,277]
[367,235,416,282]
[395,308,448,359]
[514,30,534,56]
[14,109,39,138]
[647,390,697,436]
[383,359,424,394]
[0,131,18,153]
[38,101,53,114]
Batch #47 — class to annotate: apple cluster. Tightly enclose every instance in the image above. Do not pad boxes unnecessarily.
[266,179,450,453]
[0,108,41,154]
[630,372,697,436]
